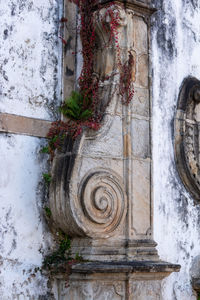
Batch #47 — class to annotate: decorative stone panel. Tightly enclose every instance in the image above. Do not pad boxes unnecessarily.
[49,4,180,297]
[50,0,158,261]
[175,77,200,202]
[55,261,180,300]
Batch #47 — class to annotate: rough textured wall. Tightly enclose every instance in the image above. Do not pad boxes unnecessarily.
[152,0,200,299]
[0,0,62,299]
[1,0,200,299]
[0,0,62,120]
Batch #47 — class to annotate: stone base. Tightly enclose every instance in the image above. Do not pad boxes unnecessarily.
[54,261,180,300]
[70,238,159,261]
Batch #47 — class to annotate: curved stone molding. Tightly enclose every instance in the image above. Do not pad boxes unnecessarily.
[191,255,200,294]
[175,77,200,201]
[50,160,127,239]
[78,168,127,238]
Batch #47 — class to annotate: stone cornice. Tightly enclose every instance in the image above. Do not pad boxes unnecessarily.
[96,0,156,15]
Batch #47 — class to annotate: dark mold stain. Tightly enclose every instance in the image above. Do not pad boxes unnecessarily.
[64,36,73,54]
[184,0,198,9]
[151,1,177,59]
[18,1,26,13]
[177,194,189,227]
[3,29,9,40]
[2,71,8,82]
[156,20,176,58]
[11,3,16,16]
[65,66,74,77]
[190,242,194,250]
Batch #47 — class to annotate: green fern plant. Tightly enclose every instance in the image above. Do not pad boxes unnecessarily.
[43,173,52,184]
[60,91,92,121]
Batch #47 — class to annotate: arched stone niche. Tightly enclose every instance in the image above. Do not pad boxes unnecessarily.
[175,77,200,202]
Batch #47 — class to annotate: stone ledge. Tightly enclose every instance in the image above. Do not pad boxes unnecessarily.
[97,0,156,15]
[72,260,181,275]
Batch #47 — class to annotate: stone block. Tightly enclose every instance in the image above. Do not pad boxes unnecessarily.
[131,87,149,117]
[130,158,151,236]
[133,16,148,54]
[82,115,123,158]
[136,54,149,88]
[54,261,180,300]
[131,118,150,158]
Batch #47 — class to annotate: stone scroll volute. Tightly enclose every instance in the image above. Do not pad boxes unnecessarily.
[50,1,156,261]
[50,3,130,244]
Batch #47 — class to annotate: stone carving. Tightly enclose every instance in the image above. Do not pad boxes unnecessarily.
[58,279,125,300]
[49,0,158,261]
[50,156,126,238]
[190,255,200,294]
[50,2,181,300]
[129,281,161,300]
[175,77,200,201]
[50,3,130,245]
[79,168,127,238]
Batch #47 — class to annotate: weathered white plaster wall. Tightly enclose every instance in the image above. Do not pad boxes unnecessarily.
[152,0,200,299]
[0,0,62,120]
[2,0,200,299]
[0,0,62,299]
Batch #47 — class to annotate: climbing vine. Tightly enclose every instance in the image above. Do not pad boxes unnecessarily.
[42,0,135,275]
[44,0,134,156]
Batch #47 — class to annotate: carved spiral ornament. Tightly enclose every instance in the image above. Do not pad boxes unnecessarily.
[79,169,127,237]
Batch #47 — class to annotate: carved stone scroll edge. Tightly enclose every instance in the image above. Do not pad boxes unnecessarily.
[174,76,200,202]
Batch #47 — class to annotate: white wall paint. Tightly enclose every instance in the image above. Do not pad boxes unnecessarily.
[0,0,62,120]
[152,0,200,299]
[0,0,62,298]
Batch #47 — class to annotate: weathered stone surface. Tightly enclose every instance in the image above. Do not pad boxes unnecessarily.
[131,87,149,117]
[190,255,200,293]
[63,0,77,99]
[50,1,174,268]
[58,279,125,300]
[175,77,200,202]
[55,262,180,300]
[129,281,161,300]
[136,54,149,88]
[49,3,180,299]
[130,159,151,237]
[133,16,148,54]
[71,261,181,274]
[131,118,150,158]
[82,115,123,157]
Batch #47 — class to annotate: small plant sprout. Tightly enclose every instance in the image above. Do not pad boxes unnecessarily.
[44,207,52,218]
[43,173,52,184]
